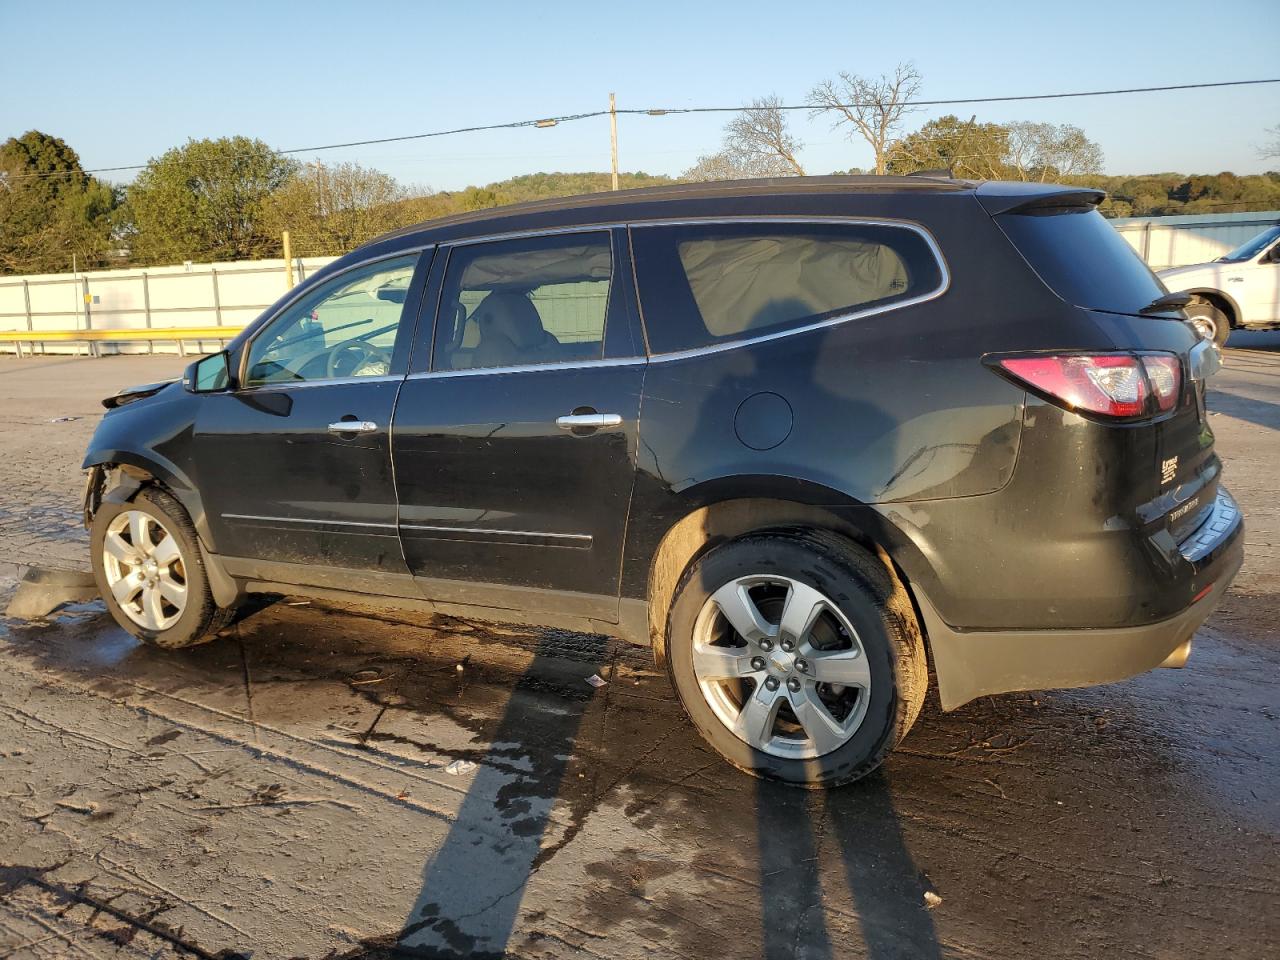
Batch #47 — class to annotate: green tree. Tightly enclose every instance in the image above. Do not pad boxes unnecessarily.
[260,161,408,256]
[0,130,117,274]
[885,115,1011,180]
[124,137,296,264]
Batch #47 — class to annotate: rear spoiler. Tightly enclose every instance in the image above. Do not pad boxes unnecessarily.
[976,182,1106,216]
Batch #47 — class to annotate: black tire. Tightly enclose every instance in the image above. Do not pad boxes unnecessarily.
[664,530,928,788]
[1186,300,1230,348]
[90,486,233,649]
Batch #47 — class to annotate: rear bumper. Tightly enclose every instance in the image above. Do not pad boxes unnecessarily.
[916,489,1244,710]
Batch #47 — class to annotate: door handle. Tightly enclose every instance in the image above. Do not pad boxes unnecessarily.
[327,420,379,435]
[1226,276,1244,282]
[557,412,623,431]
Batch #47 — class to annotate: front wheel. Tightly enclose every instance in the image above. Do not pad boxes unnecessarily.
[664,531,928,787]
[91,487,232,648]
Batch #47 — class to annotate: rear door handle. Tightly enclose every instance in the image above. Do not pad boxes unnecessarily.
[556,413,623,431]
[327,420,379,435]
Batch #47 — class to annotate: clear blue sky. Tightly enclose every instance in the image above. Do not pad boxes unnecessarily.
[2,0,1276,191]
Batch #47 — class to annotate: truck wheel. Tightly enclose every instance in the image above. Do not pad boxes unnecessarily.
[90,487,233,649]
[664,531,927,787]
[1186,300,1230,348]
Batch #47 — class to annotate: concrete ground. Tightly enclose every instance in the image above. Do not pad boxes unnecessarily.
[0,338,1276,959]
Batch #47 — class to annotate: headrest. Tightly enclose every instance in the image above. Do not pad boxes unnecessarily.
[473,292,547,349]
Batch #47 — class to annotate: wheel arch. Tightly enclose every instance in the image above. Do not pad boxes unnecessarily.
[1185,288,1240,328]
[84,453,238,608]
[644,488,931,673]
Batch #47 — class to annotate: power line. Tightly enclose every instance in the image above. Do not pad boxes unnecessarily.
[4,78,1277,183]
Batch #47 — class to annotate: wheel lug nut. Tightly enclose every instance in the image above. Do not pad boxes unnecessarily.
[758,639,774,652]
[780,638,795,652]
[764,676,780,691]
[787,677,802,693]
[750,656,766,671]
[795,658,808,673]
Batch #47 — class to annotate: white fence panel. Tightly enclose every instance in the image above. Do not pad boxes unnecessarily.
[0,256,338,354]
[1113,211,1280,271]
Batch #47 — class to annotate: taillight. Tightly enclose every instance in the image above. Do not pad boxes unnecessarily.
[994,352,1181,420]
[1140,355,1181,413]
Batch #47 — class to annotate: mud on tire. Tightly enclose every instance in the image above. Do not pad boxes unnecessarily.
[664,530,927,788]
[90,486,232,649]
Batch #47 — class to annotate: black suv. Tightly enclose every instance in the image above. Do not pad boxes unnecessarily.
[82,177,1243,786]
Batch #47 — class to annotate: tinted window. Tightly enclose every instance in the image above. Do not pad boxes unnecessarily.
[996,207,1168,315]
[245,255,416,385]
[434,232,612,371]
[630,221,944,354]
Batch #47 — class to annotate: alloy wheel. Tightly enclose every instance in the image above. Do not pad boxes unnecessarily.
[691,574,871,759]
[101,510,188,631]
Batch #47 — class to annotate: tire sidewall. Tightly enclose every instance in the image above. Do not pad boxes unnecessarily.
[90,491,212,648]
[666,534,902,786]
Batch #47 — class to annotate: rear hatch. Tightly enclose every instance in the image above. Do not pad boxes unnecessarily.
[983,187,1219,545]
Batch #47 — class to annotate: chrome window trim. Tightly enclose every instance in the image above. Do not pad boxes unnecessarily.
[408,216,948,377]
[237,245,434,390]
[407,355,645,381]
[234,373,404,394]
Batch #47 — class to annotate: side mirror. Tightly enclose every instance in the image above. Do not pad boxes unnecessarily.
[184,351,233,393]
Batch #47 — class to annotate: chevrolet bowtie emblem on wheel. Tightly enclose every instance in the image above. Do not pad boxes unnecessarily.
[1162,456,1179,485]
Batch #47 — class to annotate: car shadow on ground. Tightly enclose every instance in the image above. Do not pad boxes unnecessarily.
[1,597,945,959]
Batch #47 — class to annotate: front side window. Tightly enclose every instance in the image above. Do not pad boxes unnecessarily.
[244,255,417,386]
[433,232,612,372]
[631,221,944,354]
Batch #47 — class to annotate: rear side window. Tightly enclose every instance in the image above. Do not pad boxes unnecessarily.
[995,206,1169,315]
[433,232,612,372]
[630,221,945,354]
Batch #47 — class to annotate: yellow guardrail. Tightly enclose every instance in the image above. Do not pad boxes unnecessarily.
[0,327,245,358]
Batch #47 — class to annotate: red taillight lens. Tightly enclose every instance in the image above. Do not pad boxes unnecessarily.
[1140,355,1182,412]
[996,353,1180,419]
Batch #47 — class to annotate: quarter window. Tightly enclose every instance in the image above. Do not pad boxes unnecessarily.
[244,255,417,386]
[433,232,612,371]
[630,222,944,354]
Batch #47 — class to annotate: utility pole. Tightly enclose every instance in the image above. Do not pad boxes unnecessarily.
[609,93,619,191]
[282,231,295,289]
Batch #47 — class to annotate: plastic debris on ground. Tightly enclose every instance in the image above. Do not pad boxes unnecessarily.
[444,759,477,776]
[923,891,943,909]
[49,416,81,423]
[586,673,608,688]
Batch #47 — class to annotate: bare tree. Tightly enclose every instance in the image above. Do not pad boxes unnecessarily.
[1006,122,1104,181]
[1262,125,1280,160]
[683,96,805,182]
[808,63,922,175]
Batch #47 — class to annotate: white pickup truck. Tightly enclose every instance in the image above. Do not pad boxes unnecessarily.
[1158,224,1280,346]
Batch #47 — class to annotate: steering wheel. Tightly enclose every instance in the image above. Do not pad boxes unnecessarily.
[327,338,392,379]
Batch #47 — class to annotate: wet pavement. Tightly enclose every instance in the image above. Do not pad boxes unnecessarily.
[0,341,1277,959]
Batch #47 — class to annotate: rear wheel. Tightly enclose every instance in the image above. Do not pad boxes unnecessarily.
[1186,299,1230,348]
[664,531,927,787]
[91,487,232,648]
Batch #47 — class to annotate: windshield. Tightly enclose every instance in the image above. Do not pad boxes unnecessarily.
[995,206,1171,316]
[1217,225,1280,263]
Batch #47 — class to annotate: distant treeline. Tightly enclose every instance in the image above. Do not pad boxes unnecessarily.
[1,129,1276,276]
